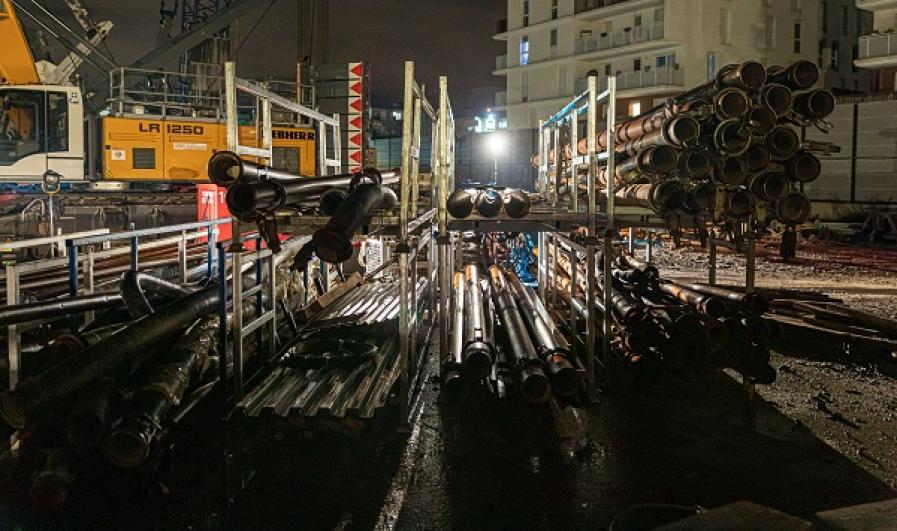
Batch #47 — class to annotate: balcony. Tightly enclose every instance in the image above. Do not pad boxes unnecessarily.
[496,54,508,70]
[575,0,637,13]
[855,0,897,10]
[856,32,897,68]
[577,21,664,55]
[574,66,685,94]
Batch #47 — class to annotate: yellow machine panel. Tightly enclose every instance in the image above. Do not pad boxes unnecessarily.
[102,117,317,182]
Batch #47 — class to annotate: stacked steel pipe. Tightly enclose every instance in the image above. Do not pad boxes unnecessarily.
[555,250,776,387]
[447,187,533,219]
[442,262,581,404]
[536,61,830,228]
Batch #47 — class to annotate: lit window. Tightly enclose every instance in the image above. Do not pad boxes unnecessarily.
[629,101,641,116]
[520,36,529,65]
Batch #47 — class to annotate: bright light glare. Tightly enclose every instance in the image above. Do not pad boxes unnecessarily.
[488,133,507,156]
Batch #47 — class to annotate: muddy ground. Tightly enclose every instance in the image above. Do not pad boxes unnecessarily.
[654,238,897,491]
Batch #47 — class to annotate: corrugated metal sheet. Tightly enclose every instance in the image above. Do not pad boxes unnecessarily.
[804,98,897,203]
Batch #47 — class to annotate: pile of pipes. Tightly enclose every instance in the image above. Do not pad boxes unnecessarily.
[207,151,399,259]
[0,239,305,510]
[441,263,582,404]
[446,188,533,219]
[540,60,832,228]
[556,252,777,388]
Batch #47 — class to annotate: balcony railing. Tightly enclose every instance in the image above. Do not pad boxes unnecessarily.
[575,0,638,14]
[577,21,664,54]
[574,66,685,93]
[496,54,508,70]
[858,32,897,60]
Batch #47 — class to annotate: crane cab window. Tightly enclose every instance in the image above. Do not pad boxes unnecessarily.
[0,90,69,166]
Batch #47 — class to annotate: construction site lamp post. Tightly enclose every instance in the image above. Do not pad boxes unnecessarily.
[487,132,507,186]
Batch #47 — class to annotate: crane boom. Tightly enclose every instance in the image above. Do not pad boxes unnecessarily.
[0,0,40,84]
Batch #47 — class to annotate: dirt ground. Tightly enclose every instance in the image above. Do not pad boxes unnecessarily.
[653,237,897,491]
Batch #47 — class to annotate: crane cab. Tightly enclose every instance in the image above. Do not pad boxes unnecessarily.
[0,84,85,181]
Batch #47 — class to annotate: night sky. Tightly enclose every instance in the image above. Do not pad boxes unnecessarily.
[38,0,505,115]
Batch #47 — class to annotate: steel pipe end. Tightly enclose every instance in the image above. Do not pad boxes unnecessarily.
[519,364,552,404]
[787,151,822,183]
[744,144,772,173]
[763,173,792,202]
[0,392,27,430]
[503,189,531,219]
[680,149,713,178]
[788,60,821,89]
[701,297,729,319]
[766,127,801,161]
[225,182,261,217]
[441,368,470,403]
[774,191,812,224]
[314,228,354,264]
[548,355,580,397]
[685,182,716,214]
[207,151,243,186]
[715,156,748,186]
[639,145,679,174]
[474,189,503,218]
[748,106,777,136]
[447,189,476,218]
[762,84,794,116]
[734,61,768,90]
[666,115,700,146]
[725,189,755,219]
[651,180,686,213]
[103,428,152,469]
[795,89,835,120]
[714,119,750,155]
[319,189,347,216]
[463,344,494,380]
[715,89,750,120]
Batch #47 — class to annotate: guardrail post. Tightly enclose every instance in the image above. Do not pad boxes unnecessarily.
[67,243,79,297]
[6,265,20,391]
[179,230,188,284]
[130,236,139,271]
[217,243,229,410]
[85,250,96,325]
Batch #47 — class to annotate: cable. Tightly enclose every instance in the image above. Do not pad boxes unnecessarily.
[230,0,276,58]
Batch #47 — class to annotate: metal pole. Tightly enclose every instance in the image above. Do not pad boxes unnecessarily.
[85,250,95,325]
[538,231,548,303]
[568,245,578,358]
[553,124,561,207]
[709,230,718,286]
[627,227,635,254]
[570,109,579,213]
[398,62,415,427]
[645,231,653,263]
[603,75,618,389]
[231,245,244,400]
[586,73,599,393]
[437,76,451,382]
[178,230,188,284]
[746,221,756,295]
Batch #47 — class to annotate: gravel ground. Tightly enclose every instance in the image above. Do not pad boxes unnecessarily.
[651,240,897,490]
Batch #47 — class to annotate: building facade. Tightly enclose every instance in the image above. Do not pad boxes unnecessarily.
[854,0,897,92]
[495,0,871,130]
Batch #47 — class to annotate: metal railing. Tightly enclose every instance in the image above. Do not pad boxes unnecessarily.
[577,21,664,54]
[108,65,317,123]
[575,0,638,14]
[858,32,897,60]
[575,65,684,93]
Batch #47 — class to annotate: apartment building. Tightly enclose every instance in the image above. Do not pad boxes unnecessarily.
[495,0,870,130]
[854,0,897,92]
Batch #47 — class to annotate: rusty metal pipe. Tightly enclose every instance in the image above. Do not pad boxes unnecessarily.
[785,151,822,183]
[767,61,820,90]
